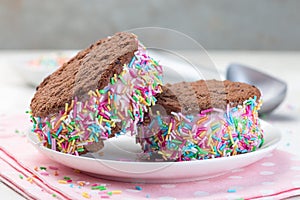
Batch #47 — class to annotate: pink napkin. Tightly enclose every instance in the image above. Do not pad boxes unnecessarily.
[1,114,300,200]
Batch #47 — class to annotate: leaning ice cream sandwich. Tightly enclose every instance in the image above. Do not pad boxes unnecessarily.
[137,80,264,161]
[29,32,163,155]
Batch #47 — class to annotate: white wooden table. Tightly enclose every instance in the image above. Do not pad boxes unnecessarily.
[1,50,299,199]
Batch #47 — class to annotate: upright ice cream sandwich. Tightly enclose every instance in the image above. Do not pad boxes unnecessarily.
[30,32,163,155]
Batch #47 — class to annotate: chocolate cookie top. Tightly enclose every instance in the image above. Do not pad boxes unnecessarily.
[154,79,261,115]
[30,32,138,117]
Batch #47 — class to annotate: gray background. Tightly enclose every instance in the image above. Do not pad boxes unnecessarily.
[1,0,299,50]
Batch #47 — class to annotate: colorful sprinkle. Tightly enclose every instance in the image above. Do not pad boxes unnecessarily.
[100,195,110,199]
[82,192,91,199]
[77,181,88,186]
[227,188,237,193]
[111,190,122,194]
[58,180,68,184]
[138,97,264,161]
[49,166,59,170]
[135,186,143,191]
[64,176,71,180]
[26,177,33,184]
[92,185,107,191]
[40,171,49,176]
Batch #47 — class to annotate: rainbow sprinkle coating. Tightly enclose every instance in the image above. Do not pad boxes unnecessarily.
[29,43,163,155]
[137,97,264,161]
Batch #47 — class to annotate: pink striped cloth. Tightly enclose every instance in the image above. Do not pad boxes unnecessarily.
[1,114,300,200]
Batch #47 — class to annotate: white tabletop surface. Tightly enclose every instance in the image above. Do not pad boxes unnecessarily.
[0,50,299,199]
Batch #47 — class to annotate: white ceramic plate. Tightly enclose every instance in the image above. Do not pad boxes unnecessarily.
[28,120,281,183]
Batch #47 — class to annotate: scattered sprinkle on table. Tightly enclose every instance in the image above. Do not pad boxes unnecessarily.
[63,176,71,180]
[40,171,49,176]
[49,166,59,170]
[26,177,33,184]
[227,188,236,193]
[78,181,87,186]
[81,192,91,199]
[111,190,122,194]
[135,186,142,191]
[30,165,125,198]
[91,185,107,191]
[58,180,68,184]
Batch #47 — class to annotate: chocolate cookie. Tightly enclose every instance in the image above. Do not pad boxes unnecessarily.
[30,32,138,118]
[154,79,261,115]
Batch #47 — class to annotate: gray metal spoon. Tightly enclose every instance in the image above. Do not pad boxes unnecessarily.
[226,63,287,114]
